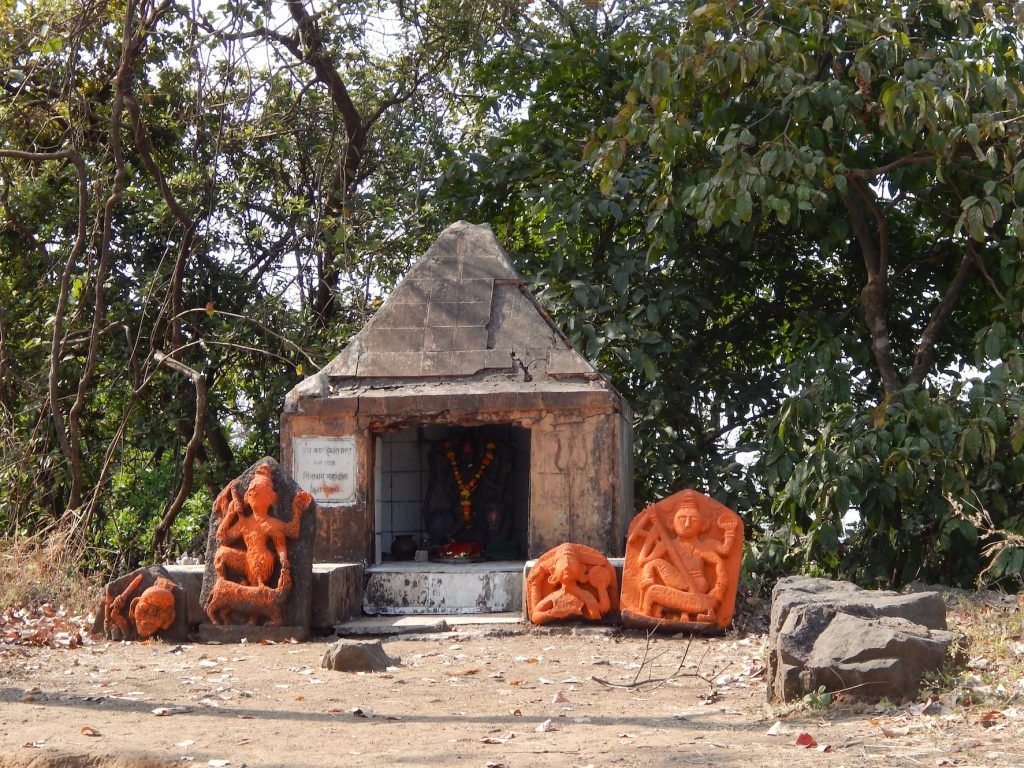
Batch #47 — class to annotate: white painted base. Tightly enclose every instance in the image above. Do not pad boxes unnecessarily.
[362,561,524,615]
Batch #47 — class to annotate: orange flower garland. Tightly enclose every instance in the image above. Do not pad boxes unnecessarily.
[445,440,496,527]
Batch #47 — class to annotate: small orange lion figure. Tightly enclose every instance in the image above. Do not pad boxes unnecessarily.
[527,543,618,624]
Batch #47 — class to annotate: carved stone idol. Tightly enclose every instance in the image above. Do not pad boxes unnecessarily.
[200,457,316,639]
[526,543,618,625]
[422,430,514,559]
[101,565,185,641]
[620,489,743,634]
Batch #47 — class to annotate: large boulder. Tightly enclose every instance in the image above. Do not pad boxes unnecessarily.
[767,576,959,702]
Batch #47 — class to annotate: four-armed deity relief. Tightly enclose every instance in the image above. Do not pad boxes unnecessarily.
[526,543,618,625]
[99,565,185,641]
[620,489,743,634]
[422,430,515,560]
[200,457,317,633]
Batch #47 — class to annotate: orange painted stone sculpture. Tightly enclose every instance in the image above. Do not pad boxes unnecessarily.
[620,489,743,634]
[100,566,184,641]
[200,457,316,633]
[527,543,618,624]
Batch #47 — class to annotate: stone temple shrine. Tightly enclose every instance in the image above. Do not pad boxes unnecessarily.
[280,222,633,616]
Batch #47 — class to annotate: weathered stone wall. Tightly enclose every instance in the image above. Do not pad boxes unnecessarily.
[527,410,625,556]
[281,409,373,562]
[281,387,630,563]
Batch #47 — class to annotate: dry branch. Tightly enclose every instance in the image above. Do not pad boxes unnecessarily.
[151,351,208,559]
[591,627,726,693]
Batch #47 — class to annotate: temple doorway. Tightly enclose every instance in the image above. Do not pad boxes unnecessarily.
[372,423,531,564]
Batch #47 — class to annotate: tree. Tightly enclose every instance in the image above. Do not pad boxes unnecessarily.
[591,0,1024,587]
[437,1,872,513]
[595,0,1024,394]
[0,0,525,568]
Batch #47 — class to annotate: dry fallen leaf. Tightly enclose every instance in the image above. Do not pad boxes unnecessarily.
[766,720,786,736]
[980,709,1006,727]
[794,732,817,748]
[80,726,101,737]
[881,725,910,738]
[535,718,558,733]
[551,691,570,704]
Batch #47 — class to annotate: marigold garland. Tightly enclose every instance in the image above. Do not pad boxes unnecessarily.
[445,439,496,527]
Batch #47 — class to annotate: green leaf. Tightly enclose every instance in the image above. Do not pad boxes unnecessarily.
[736,190,753,222]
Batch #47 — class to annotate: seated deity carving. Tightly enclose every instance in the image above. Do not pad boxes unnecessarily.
[621,489,743,633]
[527,543,618,624]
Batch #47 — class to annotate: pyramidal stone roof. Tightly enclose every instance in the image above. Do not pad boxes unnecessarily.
[287,221,605,405]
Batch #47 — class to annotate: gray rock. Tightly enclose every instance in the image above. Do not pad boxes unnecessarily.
[771,575,947,633]
[322,639,400,672]
[768,577,958,702]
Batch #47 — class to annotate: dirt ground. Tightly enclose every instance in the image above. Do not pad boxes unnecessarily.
[2,598,1024,768]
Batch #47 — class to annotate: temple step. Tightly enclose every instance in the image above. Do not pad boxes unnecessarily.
[362,561,525,615]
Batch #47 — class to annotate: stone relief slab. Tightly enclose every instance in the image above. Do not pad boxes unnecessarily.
[526,543,618,625]
[620,488,743,634]
[200,457,317,638]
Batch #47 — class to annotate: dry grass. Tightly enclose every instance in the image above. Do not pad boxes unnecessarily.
[927,590,1024,705]
[0,532,99,612]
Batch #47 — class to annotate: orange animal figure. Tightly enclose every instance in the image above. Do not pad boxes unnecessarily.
[206,463,312,625]
[105,573,177,640]
[621,489,743,633]
[527,543,618,624]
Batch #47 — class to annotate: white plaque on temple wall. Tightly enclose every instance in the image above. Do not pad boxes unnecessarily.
[292,436,357,505]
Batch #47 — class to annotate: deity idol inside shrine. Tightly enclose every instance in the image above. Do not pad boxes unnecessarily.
[281,222,633,568]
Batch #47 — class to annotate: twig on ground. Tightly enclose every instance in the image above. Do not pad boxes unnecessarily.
[591,624,726,692]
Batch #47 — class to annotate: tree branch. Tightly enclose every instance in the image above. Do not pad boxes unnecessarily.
[0,148,88,465]
[152,350,207,559]
[124,93,199,355]
[847,153,935,180]
[842,176,903,396]
[908,243,977,387]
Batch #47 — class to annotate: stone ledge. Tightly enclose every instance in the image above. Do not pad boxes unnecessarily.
[165,562,363,632]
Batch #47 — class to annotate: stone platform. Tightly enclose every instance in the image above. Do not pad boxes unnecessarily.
[336,612,523,635]
[362,561,525,615]
[164,562,363,632]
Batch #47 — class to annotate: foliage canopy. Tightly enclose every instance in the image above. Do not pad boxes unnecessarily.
[1,0,1022,591]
